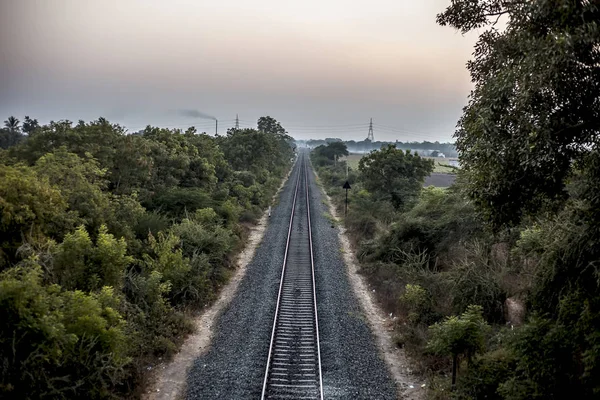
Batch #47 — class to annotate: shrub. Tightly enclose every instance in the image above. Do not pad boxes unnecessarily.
[400,284,432,324]
[52,225,133,292]
[0,264,129,399]
[456,347,517,400]
[123,270,192,358]
[427,305,491,389]
[134,211,171,238]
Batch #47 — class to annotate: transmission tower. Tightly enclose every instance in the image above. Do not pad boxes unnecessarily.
[235,114,240,129]
[367,118,374,141]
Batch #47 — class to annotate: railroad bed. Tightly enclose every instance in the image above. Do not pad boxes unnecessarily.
[261,153,323,400]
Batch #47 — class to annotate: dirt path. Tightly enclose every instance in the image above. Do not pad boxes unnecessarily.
[143,168,293,400]
[320,183,425,400]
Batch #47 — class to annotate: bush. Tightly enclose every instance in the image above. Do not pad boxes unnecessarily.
[123,269,192,359]
[456,348,517,400]
[134,211,171,238]
[0,264,129,399]
[150,187,213,217]
[52,225,133,292]
[443,241,506,323]
[427,305,491,389]
[400,284,432,324]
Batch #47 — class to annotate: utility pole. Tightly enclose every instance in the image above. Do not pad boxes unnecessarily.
[235,114,240,129]
[367,118,374,142]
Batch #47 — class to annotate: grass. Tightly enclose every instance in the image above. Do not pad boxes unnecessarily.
[343,154,363,170]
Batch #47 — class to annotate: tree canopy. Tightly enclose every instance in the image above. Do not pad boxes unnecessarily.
[358,144,433,209]
[0,115,294,398]
[438,0,600,227]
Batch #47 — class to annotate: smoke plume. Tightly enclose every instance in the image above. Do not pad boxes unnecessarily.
[178,109,217,120]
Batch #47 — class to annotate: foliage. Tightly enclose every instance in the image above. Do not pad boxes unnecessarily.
[34,148,110,231]
[428,305,491,388]
[52,225,132,292]
[0,116,24,149]
[399,284,432,324]
[456,347,517,400]
[438,0,600,228]
[0,264,129,399]
[427,305,490,361]
[312,142,349,166]
[0,115,293,398]
[0,164,68,266]
[358,144,433,209]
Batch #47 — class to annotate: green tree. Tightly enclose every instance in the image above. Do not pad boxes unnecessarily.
[0,116,24,149]
[52,225,132,292]
[219,127,292,176]
[358,144,433,209]
[313,142,349,165]
[3,117,20,133]
[34,148,110,230]
[427,305,490,390]
[0,264,129,399]
[437,0,600,227]
[21,116,39,135]
[0,165,68,266]
[257,116,288,138]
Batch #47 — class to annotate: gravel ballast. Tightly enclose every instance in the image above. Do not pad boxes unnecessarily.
[186,152,396,399]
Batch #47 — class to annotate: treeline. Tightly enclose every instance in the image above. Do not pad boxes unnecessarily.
[0,116,294,398]
[302,138,457,157]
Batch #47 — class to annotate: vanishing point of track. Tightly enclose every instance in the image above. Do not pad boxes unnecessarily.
[261,153,324,400]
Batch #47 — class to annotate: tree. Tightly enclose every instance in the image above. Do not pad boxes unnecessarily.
[52,225,133,291]
[22,116,39,135]
[437,2,600,398]
[0,165,68,266]
[0,116,23,149]
[34,147,110,231]
[3,116,20,133]
[427,305,490,390]
[257,116,288,138]
[312,142,349,166]
[437,0,600,227]
[327,142,349,165]
[358,144,433,209]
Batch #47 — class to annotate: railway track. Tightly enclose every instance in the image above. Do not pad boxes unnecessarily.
[261,153,323,400]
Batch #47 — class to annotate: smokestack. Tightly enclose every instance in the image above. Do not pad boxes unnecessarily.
[215,119,218,135]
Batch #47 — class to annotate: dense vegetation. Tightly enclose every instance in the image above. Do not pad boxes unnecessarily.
[312,1,600,398]
[0,116,293,398]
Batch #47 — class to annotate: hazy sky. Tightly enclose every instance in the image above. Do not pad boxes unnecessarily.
[0,0,478,142]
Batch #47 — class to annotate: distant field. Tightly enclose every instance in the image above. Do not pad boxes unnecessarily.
[343,154,363,170]
[342,153,459,174]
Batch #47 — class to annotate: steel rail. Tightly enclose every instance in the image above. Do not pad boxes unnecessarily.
[261,153,323,400]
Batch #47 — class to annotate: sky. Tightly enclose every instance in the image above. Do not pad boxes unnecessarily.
[0,0,478,142]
